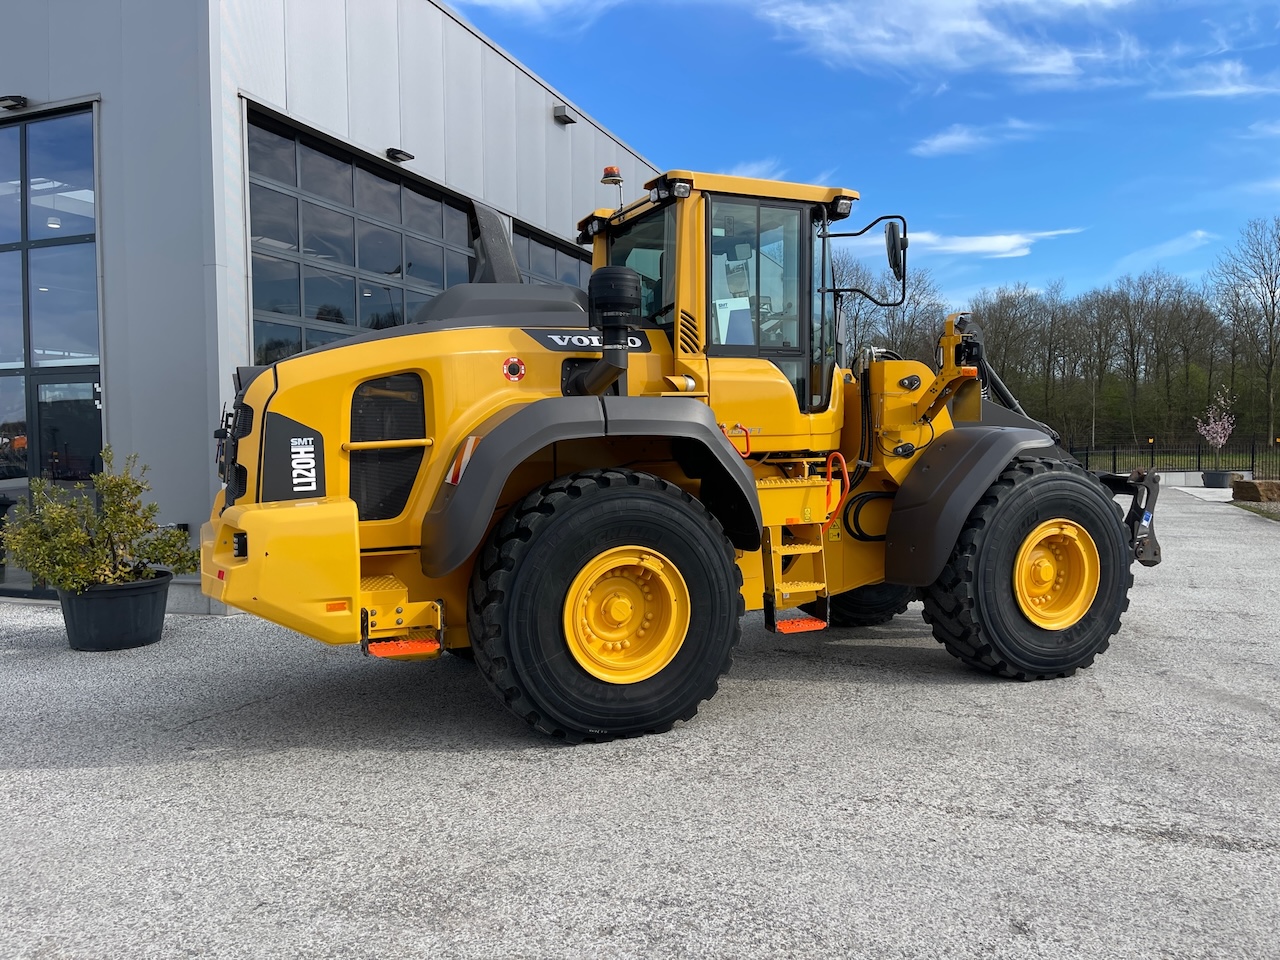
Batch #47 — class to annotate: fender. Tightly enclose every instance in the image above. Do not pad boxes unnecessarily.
[884,426,1054,586]
[420,396,762,579]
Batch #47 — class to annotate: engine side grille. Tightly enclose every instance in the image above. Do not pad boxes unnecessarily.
[220,399,255,509]
[232,401,254,439]
[350,374,426,521]
[227,464,248,503]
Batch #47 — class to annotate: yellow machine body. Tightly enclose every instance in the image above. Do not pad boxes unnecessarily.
[202,170,981,650]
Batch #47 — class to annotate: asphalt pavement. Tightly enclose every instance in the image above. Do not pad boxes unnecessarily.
[1,487,1277,959]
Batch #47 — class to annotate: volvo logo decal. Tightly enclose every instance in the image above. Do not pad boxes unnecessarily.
[523,329,653,353]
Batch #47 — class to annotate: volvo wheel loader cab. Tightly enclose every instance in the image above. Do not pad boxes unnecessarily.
[203,170,1161,742]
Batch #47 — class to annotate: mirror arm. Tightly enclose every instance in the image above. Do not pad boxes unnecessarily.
[822,214,908,307]
[823,214,906,240]
[821,278,907,309]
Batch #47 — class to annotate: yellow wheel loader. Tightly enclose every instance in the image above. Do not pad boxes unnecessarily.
[203,170,1161,742]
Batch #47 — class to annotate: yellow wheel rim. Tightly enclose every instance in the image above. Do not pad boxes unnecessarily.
[563,546,690,685]
[1013,519,1101,631]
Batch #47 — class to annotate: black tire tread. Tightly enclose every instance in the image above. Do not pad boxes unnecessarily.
[920,457,1133,680]
[467,468,743,743]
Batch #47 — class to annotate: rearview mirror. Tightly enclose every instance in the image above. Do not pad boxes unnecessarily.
[885,220,908,283]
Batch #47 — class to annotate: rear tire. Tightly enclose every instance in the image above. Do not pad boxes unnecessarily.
[805,583,914,627]
[468,469,742,742]
[921,458,1132,680]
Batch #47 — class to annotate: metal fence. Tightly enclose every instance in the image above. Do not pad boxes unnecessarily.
[1065,440,1280,480]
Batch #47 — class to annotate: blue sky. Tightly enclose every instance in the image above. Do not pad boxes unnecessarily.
[452,0,1280,307]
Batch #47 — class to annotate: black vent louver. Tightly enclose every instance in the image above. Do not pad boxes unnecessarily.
[349,373,426,521]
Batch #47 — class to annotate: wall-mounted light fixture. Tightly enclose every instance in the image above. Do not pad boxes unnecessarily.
[385,147,414,163]
[0,95,27,111]
[553,105,578,125]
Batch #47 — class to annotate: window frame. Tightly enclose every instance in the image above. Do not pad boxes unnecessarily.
[703,194,814,362]
[0,103,104,598]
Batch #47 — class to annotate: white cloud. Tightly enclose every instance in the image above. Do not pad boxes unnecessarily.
[1113,229,1216,274]
[1151,60,1280,98]
[453,0,619,15]
[912,228,1084,258]
[1244,120,1280,137]
[911,118,1040,157]
[1243,176,1280,194]
[457,0,1133,79]
[722,158,790,180]
[454,0,1277,100]
[753,0,1137,80]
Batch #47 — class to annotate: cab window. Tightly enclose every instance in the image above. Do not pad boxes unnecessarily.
[708,196,809,406]
[608,205,676,329]
[708,200,803,349]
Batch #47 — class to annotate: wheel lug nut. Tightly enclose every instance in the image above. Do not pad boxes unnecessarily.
[621,640,631,649]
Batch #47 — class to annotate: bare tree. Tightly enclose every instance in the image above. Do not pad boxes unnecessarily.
[870,264,947,363]
[1213,217,1280,444]
[968,282,1042,394]
[830,249,880,354]
[828,252,948,363]
[1072,287,1120,447]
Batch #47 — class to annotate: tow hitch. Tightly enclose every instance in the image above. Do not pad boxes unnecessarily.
[1097,469,1162,567]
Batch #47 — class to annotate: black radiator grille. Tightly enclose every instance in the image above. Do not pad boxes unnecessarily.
[350,374,426,521]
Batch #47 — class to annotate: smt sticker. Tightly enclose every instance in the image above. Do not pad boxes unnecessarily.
[503,357,526,382]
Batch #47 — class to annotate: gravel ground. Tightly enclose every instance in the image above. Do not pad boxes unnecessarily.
[1234,499,1280,517]
[1,487,1277,959]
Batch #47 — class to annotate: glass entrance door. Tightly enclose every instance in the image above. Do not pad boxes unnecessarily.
[0,374,100,595]
[30,374,101,485]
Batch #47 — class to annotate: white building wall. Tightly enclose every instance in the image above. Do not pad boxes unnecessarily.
[0,0,658,608]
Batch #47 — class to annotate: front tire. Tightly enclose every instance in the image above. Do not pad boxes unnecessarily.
[921,458,1132,680]
[468,469,742,742]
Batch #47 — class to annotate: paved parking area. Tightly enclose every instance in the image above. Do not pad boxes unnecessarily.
[1,487,1278,959]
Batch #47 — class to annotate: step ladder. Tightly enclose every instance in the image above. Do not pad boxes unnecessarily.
[358,574,444,661]
[755,465,844,635]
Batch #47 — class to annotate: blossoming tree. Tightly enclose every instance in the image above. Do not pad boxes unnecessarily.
[1195,389,1236,470]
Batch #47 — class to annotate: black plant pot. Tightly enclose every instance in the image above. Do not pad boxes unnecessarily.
[1201,470,1239,489]
[57,570,173,651]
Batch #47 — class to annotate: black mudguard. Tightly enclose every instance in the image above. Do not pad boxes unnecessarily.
[420,396,762,578]
[884,426,1055,586]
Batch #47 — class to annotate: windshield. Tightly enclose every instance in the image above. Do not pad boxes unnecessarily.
[608,205,676,327]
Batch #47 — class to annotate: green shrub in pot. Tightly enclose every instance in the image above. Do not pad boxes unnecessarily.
[1,448,198,650]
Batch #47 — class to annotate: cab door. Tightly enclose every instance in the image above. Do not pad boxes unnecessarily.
[704,196,838,450]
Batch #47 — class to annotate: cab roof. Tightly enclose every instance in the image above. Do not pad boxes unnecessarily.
[576,170,859,232]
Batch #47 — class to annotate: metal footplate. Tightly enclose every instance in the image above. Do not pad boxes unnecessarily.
[358,574,445,660]
[1096,469,1162,567]
[764,594,830,634]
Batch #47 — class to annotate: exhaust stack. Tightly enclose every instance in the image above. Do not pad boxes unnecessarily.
[571,266,641,396]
